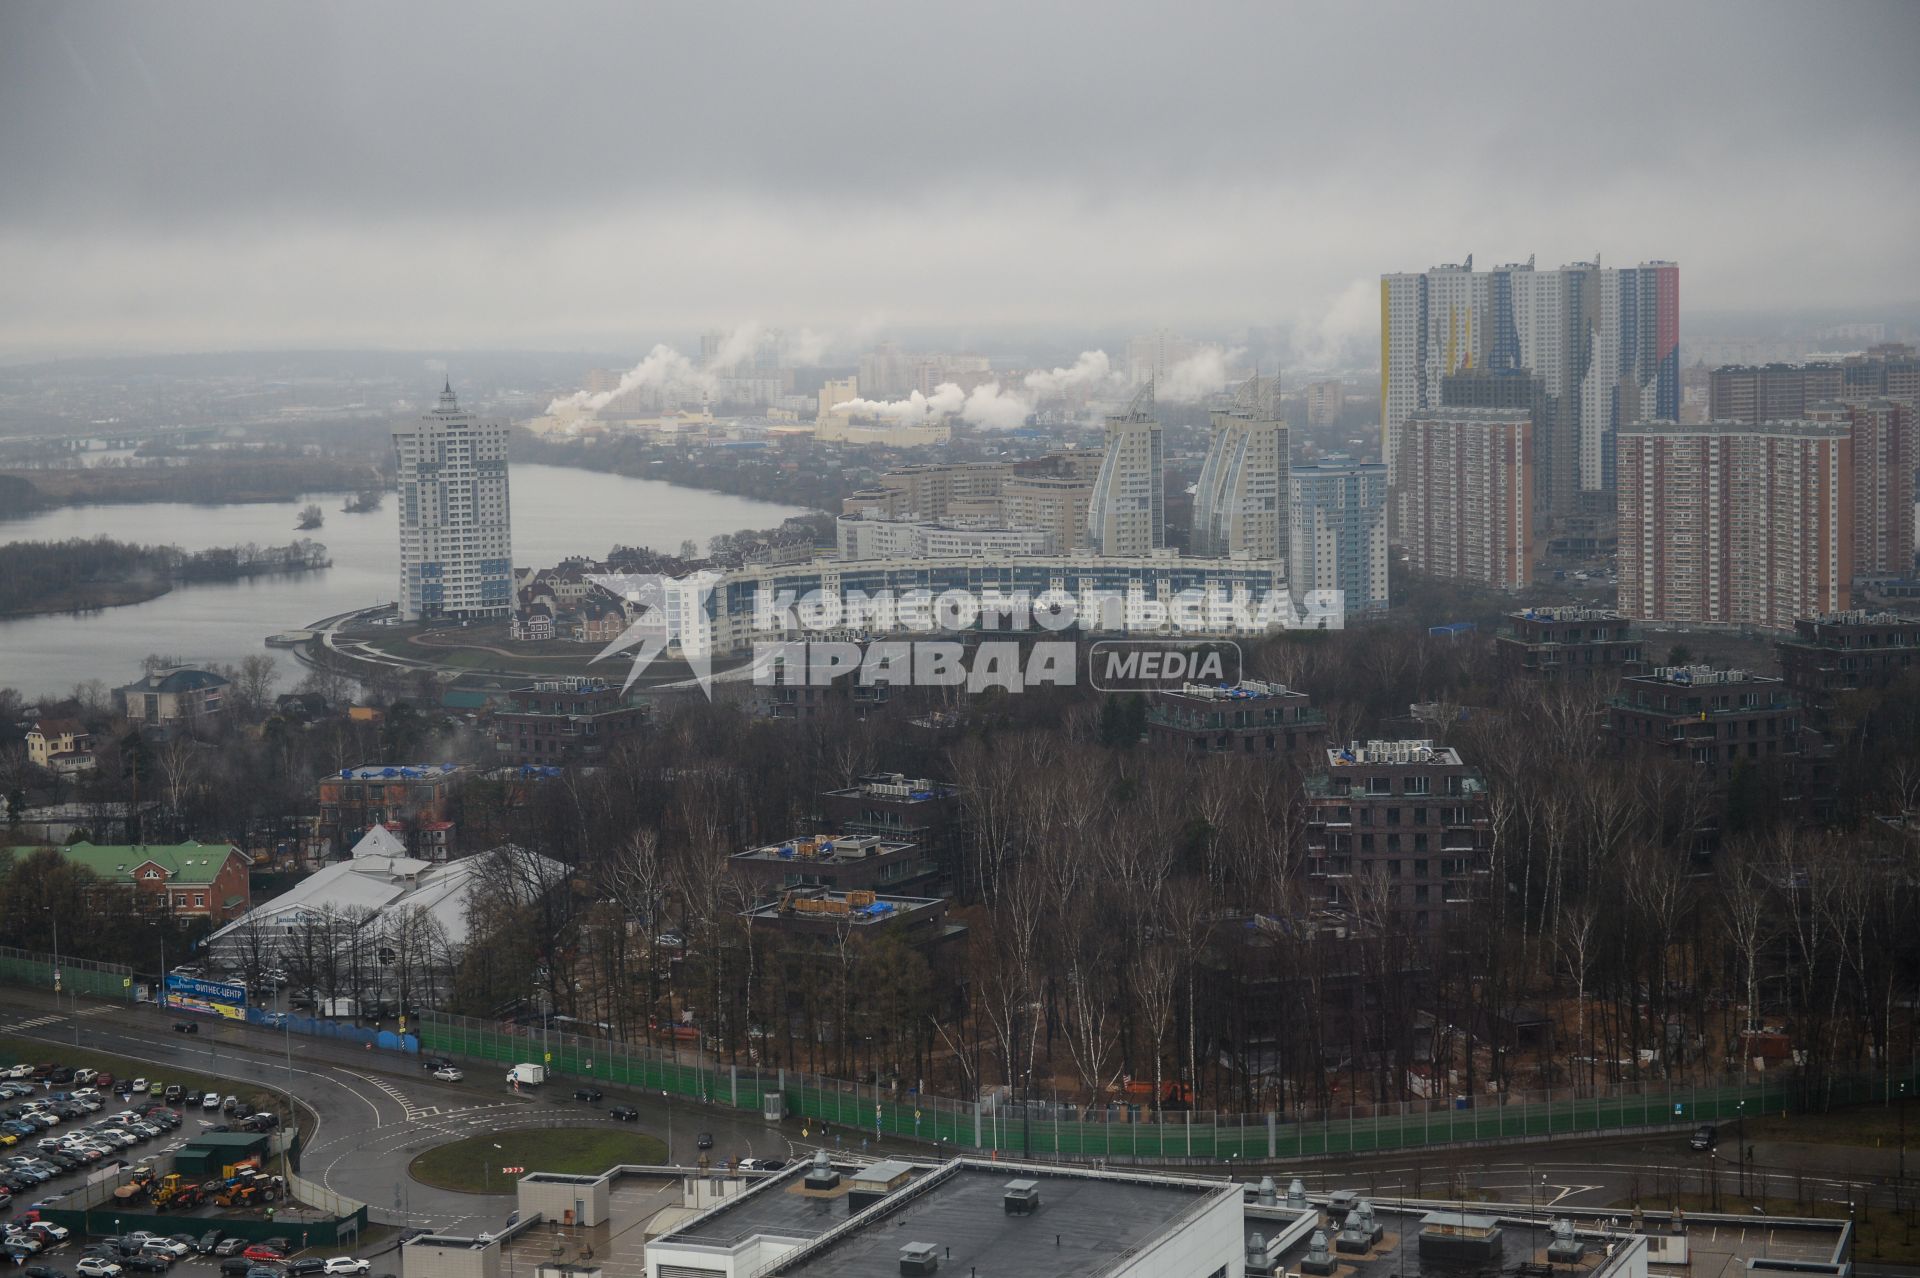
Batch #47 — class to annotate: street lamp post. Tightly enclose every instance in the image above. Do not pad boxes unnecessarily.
[1899,1082,1907,1186]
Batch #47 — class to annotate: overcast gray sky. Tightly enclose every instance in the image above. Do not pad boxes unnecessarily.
[3,0,1916,359]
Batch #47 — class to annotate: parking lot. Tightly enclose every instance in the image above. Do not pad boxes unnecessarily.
[2,1054,319,1277]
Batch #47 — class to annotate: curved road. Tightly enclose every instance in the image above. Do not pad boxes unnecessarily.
[0,991,794,1231]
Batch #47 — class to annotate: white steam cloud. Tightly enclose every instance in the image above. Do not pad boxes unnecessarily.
[1021,349,1125,400]
[831,381,1033,430]
[828,344,1242,430]
[1160,346,1243,402]
[546,343,713,415]
[544,322,840,415]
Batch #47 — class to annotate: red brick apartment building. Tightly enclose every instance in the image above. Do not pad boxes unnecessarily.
[1617,420,1851,630]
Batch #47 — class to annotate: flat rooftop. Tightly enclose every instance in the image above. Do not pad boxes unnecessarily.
[1159,679,1308,702]
[765,1161,1233,1277]
[664,1161,930,1248]
[1269,1201,1847,1278]
[740,890,945,927]
[733,834,914,864]
[1628,665,1781,687]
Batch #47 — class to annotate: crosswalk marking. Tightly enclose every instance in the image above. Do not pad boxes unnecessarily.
[349,1070,429,1122]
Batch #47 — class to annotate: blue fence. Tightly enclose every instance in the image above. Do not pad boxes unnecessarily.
[240,1007,418,1053]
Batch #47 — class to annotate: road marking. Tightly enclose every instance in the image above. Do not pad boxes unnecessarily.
[346,1070,430,1122]
[3,1015,63,1030]
[77,1006,119,1017]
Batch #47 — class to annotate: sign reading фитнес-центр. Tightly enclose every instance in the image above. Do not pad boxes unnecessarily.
[164,971,247,1020]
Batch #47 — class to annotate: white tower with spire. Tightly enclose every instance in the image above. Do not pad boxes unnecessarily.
[392,381,513,621]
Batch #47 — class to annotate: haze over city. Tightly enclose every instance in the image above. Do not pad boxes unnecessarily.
[3,0,1918,359]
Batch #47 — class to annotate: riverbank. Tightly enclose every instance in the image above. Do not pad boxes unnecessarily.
[0,536,332,618]
[0,456,385,515]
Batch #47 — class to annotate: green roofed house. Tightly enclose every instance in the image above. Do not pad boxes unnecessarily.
[52,840,253,924]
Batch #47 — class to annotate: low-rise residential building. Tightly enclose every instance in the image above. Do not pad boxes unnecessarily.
[1303,740,1490,928]
[316,763,467,859]
[52,839,252,923]
[1607,665,1813,785]
[1495,607,1645,682]
[743,888,967,967]
[114,666,230,725]
[25,718,94,774]
[1146,679,1325,758]
[1776,610,1920,719]
[491,678,647,766]
[729,833,942,900]
[813,773,966,896]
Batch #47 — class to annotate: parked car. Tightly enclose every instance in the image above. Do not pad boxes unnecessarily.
[322,1261,369,1276]
[429,1067,462,1083]
[607,1106,638,1122]
[1689,1123,1718,1151]
[23,1265,69,1278]
[217,1261,251,1278]
[161,1087,183,1105]
[212,1240,250,1258]
[200,1094,221,1111]
[129,1080,148,1094]
[571,1088,603,1103]
[241,1247,284,1263]
[123,1254,170,1273]
[76,1260,122,1278]
[26,1224,69,1243]
[286,1262,326,1276]
[170,1024,198,1036]
[196,1233,222,1255]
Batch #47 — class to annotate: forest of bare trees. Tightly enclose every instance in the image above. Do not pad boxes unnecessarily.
[6,619,1919,1120]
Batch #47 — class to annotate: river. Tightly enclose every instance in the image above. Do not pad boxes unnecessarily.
[0,464,812,698]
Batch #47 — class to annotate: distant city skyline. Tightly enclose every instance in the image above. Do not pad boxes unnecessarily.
[2,1,1916,357]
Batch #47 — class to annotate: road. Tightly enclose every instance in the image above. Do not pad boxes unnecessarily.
[0,991,796,1232]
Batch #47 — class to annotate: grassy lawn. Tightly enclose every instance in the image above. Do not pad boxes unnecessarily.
[409,1127,667,1193]
[0,1032,291,1114]
[1612,1190,1920,1265]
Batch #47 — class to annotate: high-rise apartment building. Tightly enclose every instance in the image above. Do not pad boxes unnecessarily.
[1616,420,1852,631]
[1126,329,1197,386]
[1001,452,1098,554]
[394,382,512,622]
[1192,376,1288,559]
[1709,345,1920,421]
[1289,461,1388,615]
[1303,379,1345,428]
[1381,256,1677,519]
[1399,408,1533,590]
[1806,398,1918,581]
[1086,383,1165,556]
